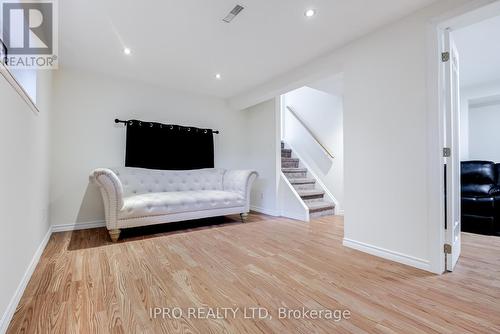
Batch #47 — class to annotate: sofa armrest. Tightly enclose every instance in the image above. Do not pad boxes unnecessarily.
[89,168,124,229]
[223,170,258,211]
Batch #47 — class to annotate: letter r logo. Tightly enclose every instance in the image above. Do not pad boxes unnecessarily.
[2,1,53,55]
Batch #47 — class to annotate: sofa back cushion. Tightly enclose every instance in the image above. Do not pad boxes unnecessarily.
[111,167,225,197]
[494,163,500,186]
[461,161,495,196]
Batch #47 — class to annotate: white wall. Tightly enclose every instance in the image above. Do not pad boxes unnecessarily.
[49,69,263,227]
[228,0,476,273]
[459,96,470,160]
[469,102,500,161]
[243,99,280,215]
[460,80,500,160]
[283,86,344,212]
[0,70,53,330]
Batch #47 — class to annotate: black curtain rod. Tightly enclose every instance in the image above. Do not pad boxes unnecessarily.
[114,119,220,134]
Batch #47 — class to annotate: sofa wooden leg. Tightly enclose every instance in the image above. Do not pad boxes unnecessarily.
[240,212,249,223]
[109,229,121,243]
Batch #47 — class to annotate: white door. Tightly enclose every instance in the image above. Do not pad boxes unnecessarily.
[443,29,461,271]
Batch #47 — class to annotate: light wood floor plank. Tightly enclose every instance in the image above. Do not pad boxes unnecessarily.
[6,214,500,333]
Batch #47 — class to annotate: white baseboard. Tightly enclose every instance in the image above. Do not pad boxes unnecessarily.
[51,220,105,233]
[343,238,431,272]
[0,228,52,334]
[250,205,279,217]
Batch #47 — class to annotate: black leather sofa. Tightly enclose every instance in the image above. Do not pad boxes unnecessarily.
[461,161,500,235]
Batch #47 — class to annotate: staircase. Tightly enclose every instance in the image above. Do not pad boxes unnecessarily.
[281,142,335,218]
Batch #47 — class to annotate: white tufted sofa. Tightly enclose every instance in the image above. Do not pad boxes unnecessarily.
[90,167,258,242]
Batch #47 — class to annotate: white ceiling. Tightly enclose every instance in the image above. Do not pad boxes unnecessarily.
[454,15,500,89]
[59,0,439,98]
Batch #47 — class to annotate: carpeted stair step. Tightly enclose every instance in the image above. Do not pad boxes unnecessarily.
[282,168,307,178]
[289,178,316,190]
[281,157,300,168]
[281,148,292,158]
[307,201,336,218]
[297,189,325,201]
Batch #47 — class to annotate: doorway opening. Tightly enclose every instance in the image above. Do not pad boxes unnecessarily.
[455,15,500,237]
[437,2,500,272]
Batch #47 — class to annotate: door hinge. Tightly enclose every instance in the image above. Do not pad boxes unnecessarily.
[443,147,451,157]
[442,52,450,62]
[444,243,452,254]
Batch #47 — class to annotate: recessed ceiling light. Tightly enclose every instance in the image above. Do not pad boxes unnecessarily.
[215,73,222,80]
[304,9,316,17]
[123,47,132,55]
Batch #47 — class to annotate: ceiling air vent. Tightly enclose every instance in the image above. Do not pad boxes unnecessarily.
[223,5,244,23]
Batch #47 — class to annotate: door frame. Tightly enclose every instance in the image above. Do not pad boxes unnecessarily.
[426,0,500,273]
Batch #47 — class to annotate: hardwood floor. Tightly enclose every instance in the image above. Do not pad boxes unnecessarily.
[7,213,500,333]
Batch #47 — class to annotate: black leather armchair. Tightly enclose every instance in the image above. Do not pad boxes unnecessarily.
[461,161,500,235]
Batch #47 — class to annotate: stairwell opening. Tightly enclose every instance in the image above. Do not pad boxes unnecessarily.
[279,75,344,221]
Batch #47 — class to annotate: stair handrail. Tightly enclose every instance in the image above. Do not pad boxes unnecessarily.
[286,106,335,159]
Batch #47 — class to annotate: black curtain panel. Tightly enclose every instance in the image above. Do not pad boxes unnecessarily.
[125,120,215,170]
